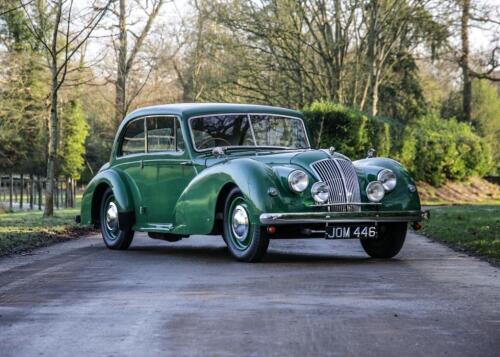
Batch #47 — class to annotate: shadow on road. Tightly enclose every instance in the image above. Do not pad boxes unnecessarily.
[127,243,400,266]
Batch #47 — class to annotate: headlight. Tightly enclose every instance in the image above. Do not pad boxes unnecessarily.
[288,170,309,193]
[377,169,397,191]
[311,182,330,203]
[366,181,385,202]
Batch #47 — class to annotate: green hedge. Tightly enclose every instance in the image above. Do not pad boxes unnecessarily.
[302,101,492,187]
[397,115,491,186]
[302,101,399,158]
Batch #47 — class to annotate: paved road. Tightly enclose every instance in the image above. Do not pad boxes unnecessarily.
[0,232,499,357]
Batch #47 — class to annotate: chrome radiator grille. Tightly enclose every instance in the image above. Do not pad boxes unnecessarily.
[311,158,361,212]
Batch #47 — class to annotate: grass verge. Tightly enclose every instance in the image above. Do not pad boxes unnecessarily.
[0,208,94,256]
[421,205,500,265]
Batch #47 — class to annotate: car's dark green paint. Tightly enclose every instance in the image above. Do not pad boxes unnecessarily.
[81,103,422,239]
[81,169,135,226]
[354,157,420,211]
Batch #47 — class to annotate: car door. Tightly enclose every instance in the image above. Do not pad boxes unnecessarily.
[113,117,149,228]
[142,116,196,227]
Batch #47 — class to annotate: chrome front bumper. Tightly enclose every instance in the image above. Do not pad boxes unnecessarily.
[259,210,429,225]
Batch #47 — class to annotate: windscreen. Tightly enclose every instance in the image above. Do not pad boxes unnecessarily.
[190,115,254,150]
[190,114,309,150]
[250,115,309,149]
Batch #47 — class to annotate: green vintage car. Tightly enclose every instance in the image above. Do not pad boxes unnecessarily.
[79,103,427,262]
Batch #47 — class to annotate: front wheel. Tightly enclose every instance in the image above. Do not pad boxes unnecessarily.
[100,188,134,250]
[223,188,269,262]
[360,223,407,259]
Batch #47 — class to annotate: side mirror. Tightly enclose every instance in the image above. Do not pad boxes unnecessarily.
[212,146,225,158]
[366,148,376,158]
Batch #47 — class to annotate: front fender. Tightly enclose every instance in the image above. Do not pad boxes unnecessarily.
[80,169,135,226]
[354,157,421,211]
[172,158,305,235]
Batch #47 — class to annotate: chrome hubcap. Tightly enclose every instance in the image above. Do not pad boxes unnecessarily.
[231,204,249,242]
[105,201,119,234]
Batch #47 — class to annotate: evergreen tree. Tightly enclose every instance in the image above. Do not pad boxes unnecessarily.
[58,99,89,181]
[471,80,500,174]
[0,2,47,174]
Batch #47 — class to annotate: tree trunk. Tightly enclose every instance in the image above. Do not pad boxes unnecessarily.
[370,72,380,116]
[29,174,34,210]
[14,176,17,203]
[66,177,70,208]
[461,0,472,123]
[20,173,24,209]
[115,0,128,128]
[72,178,76,208]
[69,178,74,208]
[359,75,371,111]
[37,176,42,211]
[57,180,59,209]
[9,173,13,211]
[362,0,378,113]
[44,69,58,217]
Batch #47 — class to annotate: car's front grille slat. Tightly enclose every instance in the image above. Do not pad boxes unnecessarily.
[311,158,361,212]
[336,158,361,204]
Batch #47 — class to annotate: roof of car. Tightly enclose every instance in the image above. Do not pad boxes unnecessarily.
[125,103,303,120]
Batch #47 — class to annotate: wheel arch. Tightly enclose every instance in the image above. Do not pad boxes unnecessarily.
[80,169,136,227]
[210,182,238,235]
[172,158,278,235]
[91,182,110,226]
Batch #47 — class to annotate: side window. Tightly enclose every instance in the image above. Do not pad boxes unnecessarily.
[120,119,145,156]
[147,117,184,152]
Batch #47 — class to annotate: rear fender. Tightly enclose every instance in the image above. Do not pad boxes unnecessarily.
[80,169,135,227]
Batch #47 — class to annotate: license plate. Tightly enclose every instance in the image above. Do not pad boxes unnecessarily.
[325,224,378,239]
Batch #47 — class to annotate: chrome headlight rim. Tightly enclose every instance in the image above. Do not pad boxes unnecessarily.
[366,181,385,202]
[311,181,330,203]
[377,169,397,191]
[288,170,309,193]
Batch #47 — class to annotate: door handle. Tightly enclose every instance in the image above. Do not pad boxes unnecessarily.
[180,161,194,166]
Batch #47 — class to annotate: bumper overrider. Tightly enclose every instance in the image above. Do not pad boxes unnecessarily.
[259,210,429,225]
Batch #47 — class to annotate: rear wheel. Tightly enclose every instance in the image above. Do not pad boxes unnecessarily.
[223,188,269,262]
[100,188,134,250]
[360,222,407,258]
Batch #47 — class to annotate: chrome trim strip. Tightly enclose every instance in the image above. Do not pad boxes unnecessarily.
[332,158,349,203]
[307,202,381,207]
[260,211,426,224]
[337,158,361,204]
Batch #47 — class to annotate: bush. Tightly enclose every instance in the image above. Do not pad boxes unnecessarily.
[302,101,397,158]
[397,114,491,186]
[302,101,491,186]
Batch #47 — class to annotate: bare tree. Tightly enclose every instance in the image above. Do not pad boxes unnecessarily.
[113,0,165,127]
[20,0,111,217]
[460,0,472,122]
[457,0,499,122]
